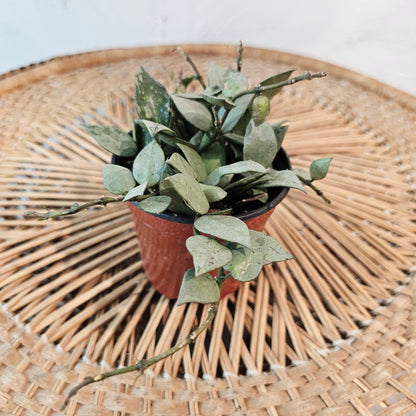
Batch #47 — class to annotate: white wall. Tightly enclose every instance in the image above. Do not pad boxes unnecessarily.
[1,0,415,95]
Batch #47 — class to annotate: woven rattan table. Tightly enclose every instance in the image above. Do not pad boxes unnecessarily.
[0,45,416,415]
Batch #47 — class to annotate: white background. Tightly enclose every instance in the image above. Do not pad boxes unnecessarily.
[1,0,415,96]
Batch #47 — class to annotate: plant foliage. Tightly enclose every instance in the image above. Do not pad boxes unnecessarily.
[44,43,333,408]
[31,44,331,305]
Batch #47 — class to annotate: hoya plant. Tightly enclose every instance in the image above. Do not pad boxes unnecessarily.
[28,44,331,407]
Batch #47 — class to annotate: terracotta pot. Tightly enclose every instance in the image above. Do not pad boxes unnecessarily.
[116,148,291,299]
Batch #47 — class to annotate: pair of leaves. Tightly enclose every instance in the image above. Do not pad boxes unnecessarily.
[178,214,251,306]
[162,148,220,213]
[193,216,292,278]
[102,168,172,214]
[189,216,292,280]
[224,230,293,282]
[219,69,294,135]
[206,62,249,96]
[177,216,293,305]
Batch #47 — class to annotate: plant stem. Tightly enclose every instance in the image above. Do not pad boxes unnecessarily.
[232,71,327,101]
[301,180,331,204]
[61,302,219,410]
[175,47,207,89]
[236,41,243,72]
[25,196,125,220]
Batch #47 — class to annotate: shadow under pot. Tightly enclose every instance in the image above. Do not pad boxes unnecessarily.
[112,148,291,299]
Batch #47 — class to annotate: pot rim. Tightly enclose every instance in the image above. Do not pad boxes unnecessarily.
[125,148,292,225]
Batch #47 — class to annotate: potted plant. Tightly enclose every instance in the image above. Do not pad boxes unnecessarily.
[28,43,331,407]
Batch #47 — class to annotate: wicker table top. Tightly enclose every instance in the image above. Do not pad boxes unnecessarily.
[0,44,416,415]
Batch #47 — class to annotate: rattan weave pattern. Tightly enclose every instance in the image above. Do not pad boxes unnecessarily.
[0,45,415,415]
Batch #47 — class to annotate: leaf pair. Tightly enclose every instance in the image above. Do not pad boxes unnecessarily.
[177,215,293,305]
[225,230,293,282]
[220,69,294,136]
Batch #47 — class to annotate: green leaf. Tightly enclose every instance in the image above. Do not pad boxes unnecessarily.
[133,119,154,147]
[224,230,293,282]
[222,67,248,98]
[196,133,210,151]
[310,158,332,181]
[207,61,226,87]
[135,66,170,124]
[224,245,264,282]
[201,141,227,175]
[138,195,171,214]
[249,230,293,264]
[177,268,220,306]
[102,164,136,195]
[203,86,222,96]
[205,160,266,186]
[158,133,197,149]
[186,235,233,276]
[224,132,244,146]
[136,119,176,138]
[228,141,244,161]
[243,120,278,168]
[194,215,251,248]
[229,111,252,137]
[161,173,209,214]
[85,125,138,157]
[223,171,265,192]
[189,131,205,148]
[246,188,269,204]
[181,74,196,89]
[175,92,204,100]
[271,121,288,151]
[171,95,213,131]
[159,163,177,182]
[177,143,207,182]
[259,69,295,100]
[255,169,305,192]
[292,168,311,182]
[222,94,254,133]
[167,152,198,179]
[132,140,165,186]
[199,183,227,202]
[201,93,235,109]
[122,182,148,201]
[159,178,194,216]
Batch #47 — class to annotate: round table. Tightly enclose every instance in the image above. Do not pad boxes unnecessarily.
[0,44,415,415]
